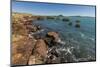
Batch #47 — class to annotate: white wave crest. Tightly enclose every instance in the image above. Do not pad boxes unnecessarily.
[57,38,66,45]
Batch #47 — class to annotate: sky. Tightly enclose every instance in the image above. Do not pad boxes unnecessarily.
[12,1,95,17]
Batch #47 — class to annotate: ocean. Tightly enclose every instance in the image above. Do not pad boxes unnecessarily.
[32,16,96,62]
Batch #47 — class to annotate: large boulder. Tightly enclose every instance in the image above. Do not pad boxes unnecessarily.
[46,31,65,45]
[28,39,48,65]
[28,55,44,65]
[75,23,80,28]
[47,32,59,42]
[33,39,48,59]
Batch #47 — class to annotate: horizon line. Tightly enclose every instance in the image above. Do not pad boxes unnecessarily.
[12,12,95,17]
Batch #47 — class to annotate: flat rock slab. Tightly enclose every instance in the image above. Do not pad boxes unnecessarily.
[12,36,35,65]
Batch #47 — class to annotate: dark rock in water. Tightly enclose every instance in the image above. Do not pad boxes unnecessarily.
[75,20,80,23]
[44,31,60,47]
[75,20,80,28]
[48,47,60,57]
[34,34,42,39]
[65,53,77,63]
[47,32,59,43]
[46,16,55,20]
[45,31,65,47]
[26,25,36,32]
[34,25,41,32]
[37,17,44,20]
[46,46,61,64]
[26,24,42,33]
[46,55,61,64]
[62,18,70,22]
[75,23,80,28]
[37,25,41,30]
[68,22,72,26]
[45,37,54,47]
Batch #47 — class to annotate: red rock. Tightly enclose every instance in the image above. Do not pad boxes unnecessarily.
[28,55,44,65]
[34,39,48,58]
[12,36,35,65]
[47,32,59,42]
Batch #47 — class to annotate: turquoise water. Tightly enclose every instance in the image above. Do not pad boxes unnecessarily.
[33,16,96,62]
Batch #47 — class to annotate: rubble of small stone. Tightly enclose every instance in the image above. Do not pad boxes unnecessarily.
[12,13,64,66]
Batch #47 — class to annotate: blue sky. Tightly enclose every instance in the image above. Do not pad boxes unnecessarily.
[12,1,95,17]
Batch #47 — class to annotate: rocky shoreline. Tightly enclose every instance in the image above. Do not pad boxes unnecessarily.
[12,13,65,66]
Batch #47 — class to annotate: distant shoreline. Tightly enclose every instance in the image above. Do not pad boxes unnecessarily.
[12,12,95,18]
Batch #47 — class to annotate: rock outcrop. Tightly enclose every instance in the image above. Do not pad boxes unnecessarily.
[47,32,59,42]
[12,13,65,65]
[33,39,48,59]
[12,36,35,65]
[28,39,48,65]
[28,55,43,65]
[12,13,36,65]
